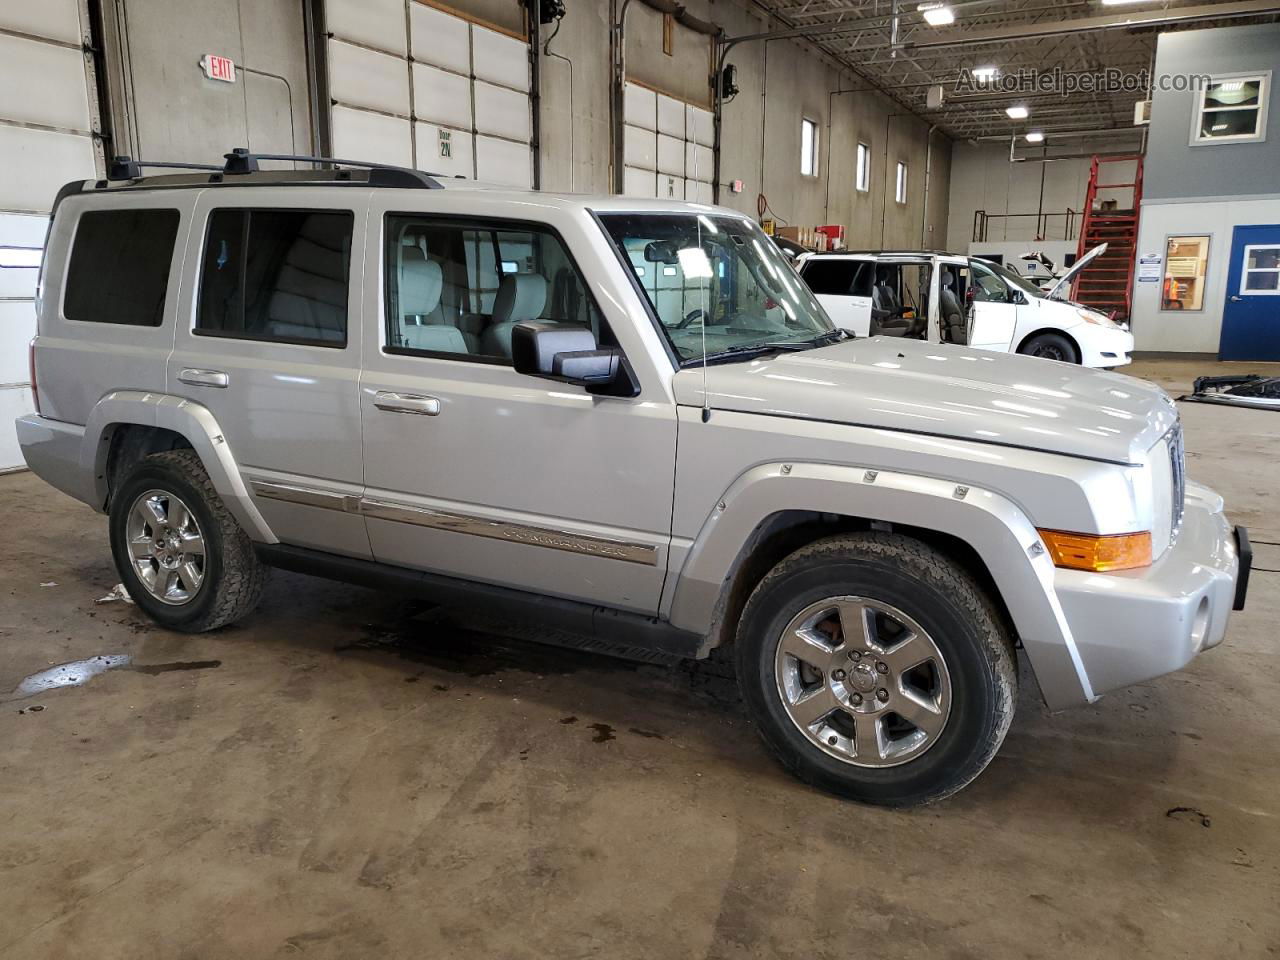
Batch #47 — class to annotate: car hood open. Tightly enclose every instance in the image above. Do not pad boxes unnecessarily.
[672,337,1176,464]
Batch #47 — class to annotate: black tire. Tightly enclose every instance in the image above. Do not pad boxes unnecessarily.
[1019,332,1079,364]
[735,532,1017,807]
[109,449,267,632]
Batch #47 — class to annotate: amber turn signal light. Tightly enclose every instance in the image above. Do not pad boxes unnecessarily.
[1037,529,1153,572]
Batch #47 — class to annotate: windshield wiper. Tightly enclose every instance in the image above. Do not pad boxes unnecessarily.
[693,328,848,366]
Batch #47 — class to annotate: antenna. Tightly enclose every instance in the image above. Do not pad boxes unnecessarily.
[693,152,711,423]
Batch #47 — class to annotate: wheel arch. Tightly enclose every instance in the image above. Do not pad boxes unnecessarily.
[666,461,1094,710]
[1016,326,1081,362]
[83,391,277,543]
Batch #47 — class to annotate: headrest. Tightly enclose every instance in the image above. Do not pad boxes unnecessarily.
[492,274,547,324]
[401,247,443,316]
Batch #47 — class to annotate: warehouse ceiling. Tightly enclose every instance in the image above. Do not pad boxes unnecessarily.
[748,0,1280,140]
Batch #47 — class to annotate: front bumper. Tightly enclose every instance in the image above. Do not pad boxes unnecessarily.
[1078,325,1135,368]
[1052,481,1240,702]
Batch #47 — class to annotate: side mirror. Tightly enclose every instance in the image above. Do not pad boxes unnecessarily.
[1009,289,1027,305]
[511,323,636,396]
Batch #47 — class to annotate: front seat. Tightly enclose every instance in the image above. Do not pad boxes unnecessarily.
[399,247,466,354]
[481,274,548,359]
[939,269,965,344]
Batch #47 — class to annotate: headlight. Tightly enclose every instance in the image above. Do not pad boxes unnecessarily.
[1078,309,1114,327]
[1037,529,1152,571]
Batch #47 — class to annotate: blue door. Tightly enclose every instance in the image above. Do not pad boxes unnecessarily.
[1220,224,1280,361]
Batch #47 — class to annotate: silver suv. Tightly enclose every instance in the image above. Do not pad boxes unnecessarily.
[16,152,1249,806]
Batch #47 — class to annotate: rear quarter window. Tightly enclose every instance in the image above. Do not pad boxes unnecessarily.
[63,208,180,326]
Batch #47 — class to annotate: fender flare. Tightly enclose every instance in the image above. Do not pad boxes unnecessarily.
[82,390,277,543]
[667,461,1094,710]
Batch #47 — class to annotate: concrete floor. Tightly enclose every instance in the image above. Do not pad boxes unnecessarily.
[1,359,1278,959]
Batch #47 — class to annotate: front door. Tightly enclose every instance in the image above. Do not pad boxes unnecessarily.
[357,203,677,614]
[1221,225,1280,361]
[966,259,1019,352]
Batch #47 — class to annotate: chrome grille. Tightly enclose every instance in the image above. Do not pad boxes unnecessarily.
[1169,424,1186,535]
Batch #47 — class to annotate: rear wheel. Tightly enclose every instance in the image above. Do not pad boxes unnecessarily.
[735,532,1017,806]
[1020,332,1079,364]
[109,450,266,632]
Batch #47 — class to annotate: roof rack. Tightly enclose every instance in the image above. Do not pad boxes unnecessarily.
[103,147,446,190]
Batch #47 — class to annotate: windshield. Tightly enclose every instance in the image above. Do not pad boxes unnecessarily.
[597,212,834,362]
[979,259,1046,299]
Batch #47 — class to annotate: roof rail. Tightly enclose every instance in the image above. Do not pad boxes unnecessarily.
[221,148,444,189]
[103,148,446,190]
[107,157,223,180]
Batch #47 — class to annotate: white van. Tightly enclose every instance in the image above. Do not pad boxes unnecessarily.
[797,246,1133,368]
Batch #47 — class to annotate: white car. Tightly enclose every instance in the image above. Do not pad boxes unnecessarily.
[797,245,1134,368]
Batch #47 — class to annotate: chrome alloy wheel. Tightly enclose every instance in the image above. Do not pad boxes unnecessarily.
[125,489,206,605]
[774,597,952,767]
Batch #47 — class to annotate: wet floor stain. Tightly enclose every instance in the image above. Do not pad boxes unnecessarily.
[589,722,616,743]
[628,727,665,740]
[1166,806,1212,828]
[2,655,222,704]
[559,716,578,725]
[1,655,131,703]
[128,660,221,676]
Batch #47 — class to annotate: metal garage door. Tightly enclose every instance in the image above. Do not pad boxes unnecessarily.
[325,0,532,187]
[0,1,101,470]
[622,81,713,203]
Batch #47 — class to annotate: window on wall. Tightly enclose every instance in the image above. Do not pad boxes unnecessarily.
[1161,236,1210,311]
[895,162,908,204]
[856,143,870,192]
[1193,73,1270,144]
[801,118,819,177]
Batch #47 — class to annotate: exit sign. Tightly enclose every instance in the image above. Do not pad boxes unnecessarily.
[199,54,236,83]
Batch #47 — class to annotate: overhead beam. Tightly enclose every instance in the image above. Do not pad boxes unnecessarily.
[903,0,1280,49]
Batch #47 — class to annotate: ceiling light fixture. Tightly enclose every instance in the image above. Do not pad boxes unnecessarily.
[972,65,999,80]
[1006,105,1030,119]
[1099,0,1158,5]
[1025,131,1045,143]
[918,2,955,25]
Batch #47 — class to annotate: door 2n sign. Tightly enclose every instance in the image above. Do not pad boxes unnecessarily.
[200,54,236,83]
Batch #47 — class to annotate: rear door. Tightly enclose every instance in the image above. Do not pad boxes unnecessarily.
[1220,225,1280,361]
[966,259,1019,352]
[168,188,371,558]
[798,258,872,334]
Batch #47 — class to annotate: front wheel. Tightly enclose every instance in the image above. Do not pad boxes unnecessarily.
[1019,332,1079,364]
[735,532,1017,806]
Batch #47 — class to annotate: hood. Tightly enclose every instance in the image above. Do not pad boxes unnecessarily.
[1047,242,1107,300]
[673,337,1176,464]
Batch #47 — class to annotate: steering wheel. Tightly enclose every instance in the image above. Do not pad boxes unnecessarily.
[675,308,707,330]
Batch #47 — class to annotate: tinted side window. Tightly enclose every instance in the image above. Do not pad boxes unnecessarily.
[385,215,607,363]
[800,259,855,296]
[850,262,875,297]
[197,209,352,346]
[64,209,179,326]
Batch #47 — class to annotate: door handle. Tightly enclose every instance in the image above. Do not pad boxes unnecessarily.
[373,391,441,416]
[179,368,229,388]
[1230,296,1243,302]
